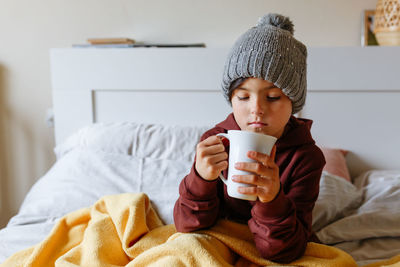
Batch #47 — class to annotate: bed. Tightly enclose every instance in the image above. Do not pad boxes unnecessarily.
[0,47,399,266]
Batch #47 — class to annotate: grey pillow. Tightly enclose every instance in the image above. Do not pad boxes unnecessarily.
[312,171,362,232]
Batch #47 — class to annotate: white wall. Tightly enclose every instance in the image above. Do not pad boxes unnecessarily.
[0,0,378,228]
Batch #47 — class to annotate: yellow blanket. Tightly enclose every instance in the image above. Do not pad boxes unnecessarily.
[1,193,359,267]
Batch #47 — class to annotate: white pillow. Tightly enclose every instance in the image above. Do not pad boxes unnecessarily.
[312,171,363,232]
[55,122,210,161]
[13,122,210,226]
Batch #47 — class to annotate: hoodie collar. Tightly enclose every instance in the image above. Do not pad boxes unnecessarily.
[278,116,315,149]
[216,113,241,130]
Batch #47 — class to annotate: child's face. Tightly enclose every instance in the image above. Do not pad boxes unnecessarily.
[231,77,292,138]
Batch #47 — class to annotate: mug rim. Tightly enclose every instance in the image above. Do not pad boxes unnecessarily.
[226,130,277,141]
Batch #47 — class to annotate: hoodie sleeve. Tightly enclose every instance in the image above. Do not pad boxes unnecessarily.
[248,146,325,263]
[173,128,224,232]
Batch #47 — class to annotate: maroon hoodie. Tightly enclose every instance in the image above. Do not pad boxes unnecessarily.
[173,113,325,263]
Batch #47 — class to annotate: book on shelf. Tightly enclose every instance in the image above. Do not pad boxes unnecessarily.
[72,42,206,48]
[73,44,135,48]
[87,38,135,44]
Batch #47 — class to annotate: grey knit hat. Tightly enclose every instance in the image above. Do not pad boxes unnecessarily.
[222,13,307,114]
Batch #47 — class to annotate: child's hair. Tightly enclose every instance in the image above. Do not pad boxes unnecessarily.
[228,78,247,93]
[221,13,308,114]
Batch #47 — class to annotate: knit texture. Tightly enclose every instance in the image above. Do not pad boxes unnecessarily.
[222,13,307,114]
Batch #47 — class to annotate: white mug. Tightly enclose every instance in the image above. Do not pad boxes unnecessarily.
[217,130,277,201]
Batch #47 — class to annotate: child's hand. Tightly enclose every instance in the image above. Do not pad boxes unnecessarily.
[195,136,228,181]
[232,146,280,203]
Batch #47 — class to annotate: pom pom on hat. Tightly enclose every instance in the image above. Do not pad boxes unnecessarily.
[257,13,294,35]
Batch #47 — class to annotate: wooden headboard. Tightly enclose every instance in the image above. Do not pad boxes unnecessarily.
[50,47,400,177]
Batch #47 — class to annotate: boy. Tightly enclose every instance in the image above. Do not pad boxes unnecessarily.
[174,13,325,263]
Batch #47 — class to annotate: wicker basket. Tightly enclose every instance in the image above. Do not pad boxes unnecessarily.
[374,0,400,45]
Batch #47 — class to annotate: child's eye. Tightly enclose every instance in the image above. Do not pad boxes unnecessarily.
[237,96,249,101]
[267,96,281,101]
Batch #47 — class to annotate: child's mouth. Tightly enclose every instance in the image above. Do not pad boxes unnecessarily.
[248,122,267,127]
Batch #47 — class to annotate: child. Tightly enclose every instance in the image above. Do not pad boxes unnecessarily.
[174,13,325,263]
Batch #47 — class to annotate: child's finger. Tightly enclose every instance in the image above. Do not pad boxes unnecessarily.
[266,145,277,167]
[235,162,264,173]
[202,143,226,155]
[208,152,229,164]
[247,151,267,163]
[201,135,223,147]
[247,147,276,166]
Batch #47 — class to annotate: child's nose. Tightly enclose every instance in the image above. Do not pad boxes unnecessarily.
[251,98,264,115]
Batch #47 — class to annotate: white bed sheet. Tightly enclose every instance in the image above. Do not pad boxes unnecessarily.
[316,170,400,265]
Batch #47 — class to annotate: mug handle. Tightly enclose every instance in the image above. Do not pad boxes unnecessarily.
[216,133,229,185]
